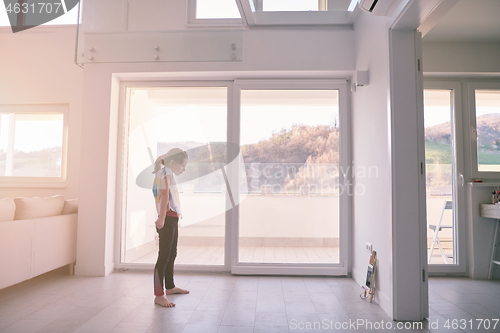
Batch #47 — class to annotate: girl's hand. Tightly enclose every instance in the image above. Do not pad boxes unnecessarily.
[155,217,164,229]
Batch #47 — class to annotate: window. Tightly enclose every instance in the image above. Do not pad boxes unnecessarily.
[0,104,67,186]
[251,0,356,12]
[262,0,320,11]
[187,0,243,26]
[196,0,241,18]
[469,82,500,178]
[119,79,350,276]
[122,85,229,266]
[238,88,341,266]
[424,89,456,265]
[231,79,349,276]
[187,0,357,27]
[474,90,500,172]
[423,81,470,274]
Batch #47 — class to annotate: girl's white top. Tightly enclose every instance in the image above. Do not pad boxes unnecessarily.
[152,166,181,217]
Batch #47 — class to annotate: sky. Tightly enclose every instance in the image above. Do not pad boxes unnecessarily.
[0,115,63,152]
[152,105,337,146]
[424,89,500,128]
[196,0,323,18]
[197,0,357,14]
[15,120,63,152]
[263,0,319,11]
[424,106,451,128]
[196,0,241,19]
[240,106,337,145]
[424,106,500,128]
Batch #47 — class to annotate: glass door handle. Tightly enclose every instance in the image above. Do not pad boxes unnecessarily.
[459,173,464,186]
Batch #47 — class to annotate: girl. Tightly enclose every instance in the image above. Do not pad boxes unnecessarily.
[152,148,189,307]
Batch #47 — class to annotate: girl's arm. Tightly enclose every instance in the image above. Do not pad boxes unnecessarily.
[155,176,170,229]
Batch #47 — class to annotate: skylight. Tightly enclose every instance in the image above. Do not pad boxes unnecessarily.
[263,0,319,12]
[190,0,358,27]
[258,0,358,12]
[196,0,241,19]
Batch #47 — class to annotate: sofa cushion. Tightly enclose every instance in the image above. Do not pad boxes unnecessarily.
[0,198,16,222]
[14,195,65,220]
[62,198,78,215]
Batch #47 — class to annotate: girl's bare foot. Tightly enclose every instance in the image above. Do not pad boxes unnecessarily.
[155,295,175,307]
[166,287,189,295]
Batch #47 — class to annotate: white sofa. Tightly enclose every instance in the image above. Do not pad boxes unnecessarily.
[0,196,78,290]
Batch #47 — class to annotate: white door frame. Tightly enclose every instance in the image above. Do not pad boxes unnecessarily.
[389,29,428,321]
[115,77,351,276]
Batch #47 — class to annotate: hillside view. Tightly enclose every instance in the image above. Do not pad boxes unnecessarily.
[0,147,62,177]
[425,113,500,191]
[241,124,339,193]
[425,113,500,164]
[157,124,340,194]
[154,114,500,194]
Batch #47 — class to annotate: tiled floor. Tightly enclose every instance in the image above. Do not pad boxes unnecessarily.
[134,244,445,265]
[0,268,499,333]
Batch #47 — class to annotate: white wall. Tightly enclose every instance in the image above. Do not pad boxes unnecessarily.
[351,11,393,318]
[352,14,430,321]
[76,0,356,276]
[422,42,500,74]
[0,26,83,199]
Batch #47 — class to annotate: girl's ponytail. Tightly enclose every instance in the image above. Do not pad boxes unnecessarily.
[152,154,165,174]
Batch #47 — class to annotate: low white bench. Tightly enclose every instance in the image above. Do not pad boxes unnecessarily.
[0,196,78,289]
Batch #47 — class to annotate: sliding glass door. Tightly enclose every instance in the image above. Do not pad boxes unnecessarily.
[122,84,228,269]
[232,80,348,275]
[120,80,349,275]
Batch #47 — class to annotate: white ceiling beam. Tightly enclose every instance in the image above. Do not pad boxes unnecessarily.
[418,0,459,37]
[390,0,459,32]
[253,11,352,26]
[235,0,256,26]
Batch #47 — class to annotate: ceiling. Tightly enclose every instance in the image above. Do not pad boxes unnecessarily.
[423,0,500,42]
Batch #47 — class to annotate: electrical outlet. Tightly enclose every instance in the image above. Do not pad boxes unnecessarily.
[366,242,372,253]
